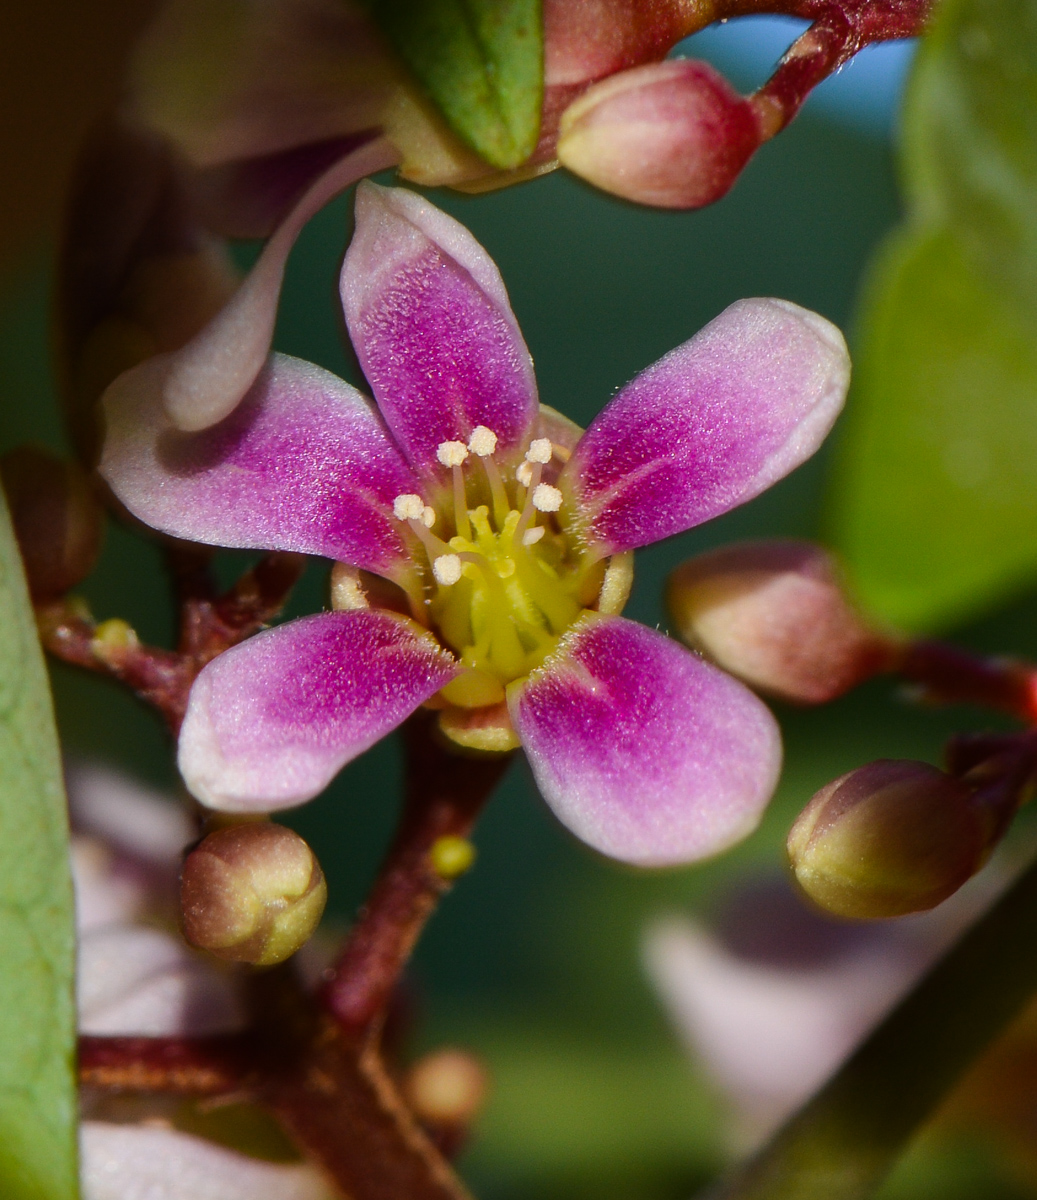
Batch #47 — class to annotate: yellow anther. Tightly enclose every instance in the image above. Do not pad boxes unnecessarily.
[522,526,546,547]
[532,483,563,513]
[516,461,534,488]
[393,493,426,521]
[468,426,498,457]
[526,438,553,464]
[422,506,437,529]
[433,554,463,585]
[437,440,469,468]
[430,835,477,879]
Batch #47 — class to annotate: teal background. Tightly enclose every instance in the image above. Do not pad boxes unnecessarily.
[4,108,1037,1199]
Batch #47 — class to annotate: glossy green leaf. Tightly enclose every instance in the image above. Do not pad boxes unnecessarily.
[0,490,78,1199]
[829,0,1037,630]
[367,0,542,169]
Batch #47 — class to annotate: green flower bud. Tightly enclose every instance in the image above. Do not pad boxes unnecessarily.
[180,823,327,966]
[787,760,988,920]
[667,540,893,704]
[0,445,103,601]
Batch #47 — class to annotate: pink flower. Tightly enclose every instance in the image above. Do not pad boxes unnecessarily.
[101,183,850,866]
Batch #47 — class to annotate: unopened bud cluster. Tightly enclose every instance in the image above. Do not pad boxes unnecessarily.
[667,540,893,703]
[0,446,103,601]
[180,822,326,965]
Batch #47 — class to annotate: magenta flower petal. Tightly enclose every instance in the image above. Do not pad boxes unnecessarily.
[101,353,421,583]
[179,611,459,812]
[508,613,782,865]
[561,299,850,555]
[341,182,539,475]
[158,137,398,432]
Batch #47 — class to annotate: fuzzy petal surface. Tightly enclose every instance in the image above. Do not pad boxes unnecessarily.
[508,613,781,865]
[102,352,420,582]
[81,1123,335,1200]
[561,299,850,555]
[179,611,459,811]
[341,183,538,475]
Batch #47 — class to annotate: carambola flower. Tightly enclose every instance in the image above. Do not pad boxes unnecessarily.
[101,183,850,866]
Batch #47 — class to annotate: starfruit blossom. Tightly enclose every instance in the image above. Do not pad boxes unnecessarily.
[101,182,850,867]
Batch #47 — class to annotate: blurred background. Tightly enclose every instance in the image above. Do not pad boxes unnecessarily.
[5,10,1037,1199]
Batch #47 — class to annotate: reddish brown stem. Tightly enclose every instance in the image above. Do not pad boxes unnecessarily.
[251,968,472,1200]
[79,1034,255,1095]
[39,549,305,734]
[897,640,1037,724]
[322,716,513,1040]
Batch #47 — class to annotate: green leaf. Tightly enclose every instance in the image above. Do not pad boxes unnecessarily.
[368,0,542,170]
[831,227,1037,629]
[828,0,1037,630]
[0,489,78,1199]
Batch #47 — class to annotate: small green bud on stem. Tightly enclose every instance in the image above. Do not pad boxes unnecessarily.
[0,445,103,601]
[788,760,990,920]
[667,540,894,704]
[180,823,327,966]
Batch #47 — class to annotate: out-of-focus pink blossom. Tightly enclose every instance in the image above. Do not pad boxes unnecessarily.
[68,761,335,1199]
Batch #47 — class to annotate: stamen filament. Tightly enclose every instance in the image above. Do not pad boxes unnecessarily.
[480,455,510,530]
[515,461,544,539]
[451,465,472,541]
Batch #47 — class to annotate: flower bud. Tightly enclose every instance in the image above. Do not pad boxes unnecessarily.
[0,446,103,601]
[787,760,988,920]
[180,823,327,966]
[403,1048,488,1128]
[557,59,760,209]
[667,541,892,704]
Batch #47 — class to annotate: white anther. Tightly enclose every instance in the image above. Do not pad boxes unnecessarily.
[532,483,562,513]
[433,554,463,586]
[526,438,553,464]
[522,526,546,546]
[393,493,426,521]
[421,506,437,528]
[516,461,534,488]
[437,440,469,468]
[468,426,498,457]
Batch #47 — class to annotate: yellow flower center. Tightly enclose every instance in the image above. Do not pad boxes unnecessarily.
[393,426,609,708]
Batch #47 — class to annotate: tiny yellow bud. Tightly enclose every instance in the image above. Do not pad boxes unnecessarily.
[91,618,140,663]
[430,835,476,880]
[404,1048,488,1126]
[180,823,327,966]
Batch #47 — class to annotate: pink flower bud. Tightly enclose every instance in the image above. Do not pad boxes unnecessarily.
[667,540,893,704]
[556,59,760,209]
[0,445,104,601]
[787,760,988,920]
[180,823,327,966]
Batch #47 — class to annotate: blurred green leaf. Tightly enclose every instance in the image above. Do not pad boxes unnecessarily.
[829,0,1037,630]
[367,0,542,169]
[0,490,78,1199]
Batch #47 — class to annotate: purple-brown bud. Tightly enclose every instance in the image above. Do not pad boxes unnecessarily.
[180,823,327,966]
[556,59,760,209]
[0,445,103,601]
[787,760,989,920]
[667,541,893,704]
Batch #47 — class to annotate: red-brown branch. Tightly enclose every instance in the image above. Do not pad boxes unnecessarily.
[322,715,514,1040]
[38,549,305,734]
[897,640,1037,725]
[78,1034,256,1095]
